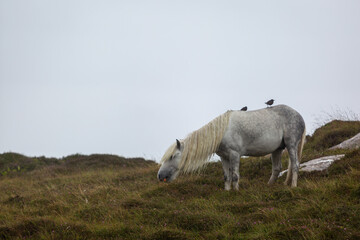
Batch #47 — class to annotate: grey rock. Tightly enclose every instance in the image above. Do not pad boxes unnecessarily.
[279,154,345,177]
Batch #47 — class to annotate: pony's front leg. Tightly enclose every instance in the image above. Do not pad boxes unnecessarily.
[221,157,231,190]
[229,151,241,191]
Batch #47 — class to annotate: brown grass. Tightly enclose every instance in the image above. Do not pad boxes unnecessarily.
[1,121,360,239]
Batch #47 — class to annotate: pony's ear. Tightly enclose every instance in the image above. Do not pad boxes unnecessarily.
[176,139,182,150]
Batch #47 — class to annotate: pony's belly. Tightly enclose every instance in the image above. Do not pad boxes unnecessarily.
[245,149,276,157]
[243,138,283,156]
[245,150,275,157]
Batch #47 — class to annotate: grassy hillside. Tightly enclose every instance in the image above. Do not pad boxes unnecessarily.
[0,153,154,177]
[305,120,360,151]
[1,122,360,239]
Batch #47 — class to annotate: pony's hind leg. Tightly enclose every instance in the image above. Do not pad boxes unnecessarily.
[285,147,299,187]
[229,151,241,191]
[268,149,283,185]
[284,161,293,186]
[221,157,232,191]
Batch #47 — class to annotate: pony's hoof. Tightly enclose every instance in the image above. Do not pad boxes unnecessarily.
[268,179,276,185]
[225,183,231,191]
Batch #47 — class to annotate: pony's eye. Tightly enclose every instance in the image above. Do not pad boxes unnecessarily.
[169,155,173,160]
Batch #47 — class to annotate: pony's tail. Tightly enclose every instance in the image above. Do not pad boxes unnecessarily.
[298,126,306,162]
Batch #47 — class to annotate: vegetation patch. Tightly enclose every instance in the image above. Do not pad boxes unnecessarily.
[328,148,360,175]
[147,229,189,240]
[305,120,360,151]
[1,120,360,239]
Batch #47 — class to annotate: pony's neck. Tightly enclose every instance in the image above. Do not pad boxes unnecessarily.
[179,111,231,173]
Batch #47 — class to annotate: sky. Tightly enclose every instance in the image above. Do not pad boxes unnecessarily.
[1,0,360,161]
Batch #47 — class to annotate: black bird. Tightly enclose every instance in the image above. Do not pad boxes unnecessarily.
[265,99,274,107]
[241,106,247,111]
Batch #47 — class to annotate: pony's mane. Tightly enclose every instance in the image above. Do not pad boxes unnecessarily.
[161,111,232,174]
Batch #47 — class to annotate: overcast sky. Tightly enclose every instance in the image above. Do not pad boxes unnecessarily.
[1,1,360,160]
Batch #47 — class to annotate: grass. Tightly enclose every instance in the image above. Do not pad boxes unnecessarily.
[305,120,360,152]
[1,122,360,239]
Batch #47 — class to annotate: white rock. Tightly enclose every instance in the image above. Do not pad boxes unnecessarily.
[329,132,360,150]
[279,154,345,177]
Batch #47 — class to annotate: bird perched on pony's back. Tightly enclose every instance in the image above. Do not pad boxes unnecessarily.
[265,99,274,107]
[241,106,247,111]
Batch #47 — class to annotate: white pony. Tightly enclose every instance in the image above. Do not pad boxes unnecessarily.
[157,105,306,190]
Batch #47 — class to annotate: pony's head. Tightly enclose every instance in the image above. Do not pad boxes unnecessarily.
[157,139,183,182]
[157,110,232,183]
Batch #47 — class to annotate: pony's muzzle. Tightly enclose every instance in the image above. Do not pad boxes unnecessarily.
[158,173,169,182]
